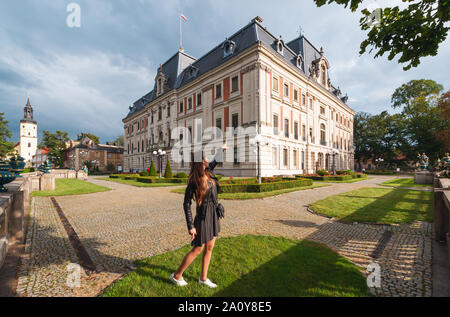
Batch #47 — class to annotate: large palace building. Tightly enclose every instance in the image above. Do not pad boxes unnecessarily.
[123,17,355,176]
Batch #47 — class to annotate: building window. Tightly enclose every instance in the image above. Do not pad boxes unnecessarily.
[188,127,193,143]
[231,76,239,93]
[294,89,298,102]
[232,113,239,134]
[284,119,289,138]
[233,145,239,165]
[167,104,171,117]
[320,124,326,146]
[294,121,299,140]
[28,143,31,148]
[293,150,298,168]
[216,118,222,138]
[309,98,313,110]
[309,127,314,143]
[302,94,306,106]
[179,101,184,113]
[216,84,222,99]
[320,106,325,115]
[283,148,288,167]
[272,147,278,167]
[188,98,193,110]
[321,65,326,86]
[301,151,305,170]
[273,114,279,135]
[302,124,306,141]
[158,107,162,121]
[197,93,202,106]
[273,77,279,92]
[284,84,289,98]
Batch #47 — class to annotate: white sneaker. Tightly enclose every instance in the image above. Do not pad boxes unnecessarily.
[199,278,217,288]
[170,273,188,286]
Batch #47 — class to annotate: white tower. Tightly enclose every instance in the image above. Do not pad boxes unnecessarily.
[19,96,38,167]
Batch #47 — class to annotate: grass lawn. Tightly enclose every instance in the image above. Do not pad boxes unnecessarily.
[313,177,373,184]
[171,183,329,199]
[96,177,183,187]
[310,187,433,224]
[32,178,111,197]
[380,178,431,188]
[103,235,371,297]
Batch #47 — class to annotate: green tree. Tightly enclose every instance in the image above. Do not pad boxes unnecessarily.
[112,135,124,147]
[164,159,173,178]
[435,91,450,150]
[353,112,373,169]
[106,162,115,172]
[39,130,70,168]
[0,112,14,159]
[314,0,450,70]
[149,160,157,176]
[391,79,446,163]
[79,133,100,144]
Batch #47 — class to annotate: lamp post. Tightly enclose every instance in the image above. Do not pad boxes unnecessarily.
[329,149,339,176]
[153,148,166,178]
[251,134,269,184]
[375,158,384,169]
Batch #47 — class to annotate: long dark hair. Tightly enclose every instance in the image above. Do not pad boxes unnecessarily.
[188,152,213,206]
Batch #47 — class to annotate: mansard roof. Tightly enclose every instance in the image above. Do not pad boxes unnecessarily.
[124,17,350,121]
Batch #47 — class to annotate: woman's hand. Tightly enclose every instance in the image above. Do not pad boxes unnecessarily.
[189,228,197,241]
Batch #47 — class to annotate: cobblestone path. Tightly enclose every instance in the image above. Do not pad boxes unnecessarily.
[15,176,433,297]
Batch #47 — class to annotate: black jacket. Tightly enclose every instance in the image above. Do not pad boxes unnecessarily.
[183,158,220,231]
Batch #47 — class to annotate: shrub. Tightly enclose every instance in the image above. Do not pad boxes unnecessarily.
[164,160,173,178]
[140,171,150,176]
[106,163,115,172]
[219,178,313,193]
[136,177,187,184]
[149,160,157,176]
[175,172,188,178]
[317,169,329,176]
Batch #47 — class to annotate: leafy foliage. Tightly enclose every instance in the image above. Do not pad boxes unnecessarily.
[112,135,124,147]
[435,91,450,149]
[314,0,450,70]
[39,130,70,168]
[0,112,14,158]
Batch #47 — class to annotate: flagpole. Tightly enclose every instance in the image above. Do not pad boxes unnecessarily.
[179,13,182,50]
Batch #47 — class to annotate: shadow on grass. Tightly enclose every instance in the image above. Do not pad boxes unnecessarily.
[311,187,433,224]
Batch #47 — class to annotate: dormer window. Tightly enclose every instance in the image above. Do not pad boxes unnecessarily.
[222,39,236,58]
[296,55,303,68]
[188,65,199,78]
[277,38,284,54]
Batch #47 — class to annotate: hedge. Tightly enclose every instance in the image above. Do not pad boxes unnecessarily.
[301,175,354,181]
[364,170,396,175]
[219,178,313,193]
[136,177,188,184]
[175,172,188,178]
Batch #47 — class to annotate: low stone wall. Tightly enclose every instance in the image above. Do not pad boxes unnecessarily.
[0,173,56,270]
[49,169,87,180]
[433,177,450,263]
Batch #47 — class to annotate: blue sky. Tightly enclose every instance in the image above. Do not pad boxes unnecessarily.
[1,0,449,144]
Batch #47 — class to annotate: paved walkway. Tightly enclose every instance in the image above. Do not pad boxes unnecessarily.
[15,176,433,297]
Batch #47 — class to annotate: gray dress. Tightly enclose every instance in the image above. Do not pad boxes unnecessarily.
[183,160,221,247]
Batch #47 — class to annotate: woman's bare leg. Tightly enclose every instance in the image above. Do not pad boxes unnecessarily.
[200,238,216,281]
[174,245,204,280]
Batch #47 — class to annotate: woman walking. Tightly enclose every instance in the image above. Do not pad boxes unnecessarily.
[171,145,226,288]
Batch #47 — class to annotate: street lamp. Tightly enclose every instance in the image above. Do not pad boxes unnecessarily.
[153,149,166,178]
[329,149,339,176]
[251,134,269,184]
[375,157,384,169]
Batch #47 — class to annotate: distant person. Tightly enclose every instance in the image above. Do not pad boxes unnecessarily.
[171,144,227,288]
